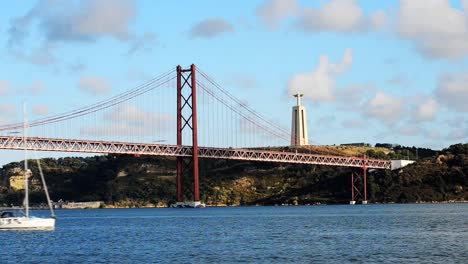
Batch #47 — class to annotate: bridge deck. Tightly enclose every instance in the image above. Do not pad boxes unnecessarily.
[0,136,391,169]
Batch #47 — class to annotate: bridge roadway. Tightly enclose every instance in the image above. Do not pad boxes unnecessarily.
[0,136,391,169]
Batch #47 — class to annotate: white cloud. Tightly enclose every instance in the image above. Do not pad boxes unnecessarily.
[287,49,353,102]
[436,72,468,112]
[8,0,136,45]
[256,0,298,30]
[296,0,365,32]
[342,119,364,129]
[190,18,235,38]
[0,104,16,115]
[398,125,421,136]
[32,105,49,116]
[69,61,86,73]
[228,74,257,89]
[363,92,405,124]
[13,44,57,66]
[412,97,439,122]
[371,10,388,30]
[238,16,253,30]
[71,0,135,40]
[79,76,111,95]
[0,80,9,96]
[387,73,409,86]
[397,0,468,59]
[0,80,44,96]
[127,32,157,55]
[317,115,337,128]
[127,69,151,82]
[106,104,170,125]
[445,116,467,128]
[426,130,442,140]
[446,127,468,141]
[337,83,375,109]
[257,0,383,32]
[1,81,46,96]
[0,104,17,124]
[28,81,44,95]
[7,0,138,67]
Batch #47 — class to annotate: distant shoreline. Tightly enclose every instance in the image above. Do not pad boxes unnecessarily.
[2,201,465,211]
[2,200,467,211]
[103,200,468,209]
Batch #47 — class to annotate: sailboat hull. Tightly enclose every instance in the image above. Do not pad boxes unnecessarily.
[0,217,55,231]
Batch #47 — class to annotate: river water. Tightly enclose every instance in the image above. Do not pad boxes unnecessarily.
[1,204,467,263]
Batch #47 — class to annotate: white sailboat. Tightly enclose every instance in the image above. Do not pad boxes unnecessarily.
[0,103,56,231]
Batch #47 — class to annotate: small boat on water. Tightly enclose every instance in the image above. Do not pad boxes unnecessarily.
[0,103,56,231]
[0,169,56,230]
[0,210,55,231]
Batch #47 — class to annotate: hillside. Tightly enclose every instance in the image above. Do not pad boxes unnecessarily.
[0,143,466,207]
[298,145,391,157]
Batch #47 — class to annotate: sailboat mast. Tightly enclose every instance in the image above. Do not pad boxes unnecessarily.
[36,158,55,218]
[23,102,29,218]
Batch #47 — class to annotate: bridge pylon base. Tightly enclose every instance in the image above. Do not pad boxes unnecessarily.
[170,201,206,208]
[350,167,369,205]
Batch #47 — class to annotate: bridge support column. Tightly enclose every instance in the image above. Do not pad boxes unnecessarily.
[350,158,368,205]
[362,165,367,204]
[174,64,203,208]
[191,64,200,203]
[350,172,356,205]
[176,65,183,203]
[362,166,367,205]
[362,156,368,205]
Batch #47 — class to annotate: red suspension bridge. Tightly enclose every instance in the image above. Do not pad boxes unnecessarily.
[0,65,391,206]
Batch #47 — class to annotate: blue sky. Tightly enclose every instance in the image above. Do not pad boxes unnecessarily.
[0,0,467,165]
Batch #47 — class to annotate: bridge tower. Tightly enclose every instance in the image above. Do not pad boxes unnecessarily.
[350,157,368,205]
[175,64,203,208]
[291,93,308,146]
